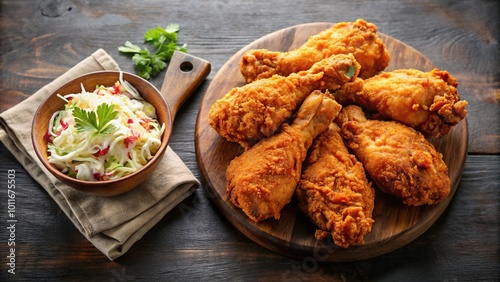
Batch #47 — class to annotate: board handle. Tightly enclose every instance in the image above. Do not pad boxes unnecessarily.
[160,51,211,120]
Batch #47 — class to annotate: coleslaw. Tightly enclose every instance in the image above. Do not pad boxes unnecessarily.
[46,74,165,181]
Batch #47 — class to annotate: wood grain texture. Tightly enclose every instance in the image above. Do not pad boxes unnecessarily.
[195,23,468,261]
[1,0,498,153]
[2,140,497,281]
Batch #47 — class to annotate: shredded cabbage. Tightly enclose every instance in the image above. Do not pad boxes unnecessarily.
[47,77,165,181]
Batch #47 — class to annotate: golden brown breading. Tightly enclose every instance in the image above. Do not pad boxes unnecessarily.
[209,54,362,149]
[240,19,390,83]
[335,68,468,138]
[226,91,342,222]
[338,105,451,206]
[296,123,375,247]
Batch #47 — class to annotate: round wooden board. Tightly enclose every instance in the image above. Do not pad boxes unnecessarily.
[194,22,468,262]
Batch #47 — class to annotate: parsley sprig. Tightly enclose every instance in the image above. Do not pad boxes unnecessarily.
[118,24,188,79]
[73,103,118,138]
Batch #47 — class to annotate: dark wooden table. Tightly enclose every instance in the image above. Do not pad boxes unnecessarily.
[1,0,498,280]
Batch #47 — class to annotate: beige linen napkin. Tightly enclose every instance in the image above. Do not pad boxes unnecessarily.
[0,49,199,260]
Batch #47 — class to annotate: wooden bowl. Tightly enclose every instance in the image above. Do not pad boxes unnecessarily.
[32,51,210,196]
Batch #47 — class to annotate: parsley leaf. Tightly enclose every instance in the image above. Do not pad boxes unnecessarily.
[95,103,118,135]
[73,103,118,137]
[118,24,188,79]
[117,41,142,53]
[164,23,180,34]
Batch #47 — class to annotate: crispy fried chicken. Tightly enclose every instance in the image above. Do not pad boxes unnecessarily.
[226,91,342,221]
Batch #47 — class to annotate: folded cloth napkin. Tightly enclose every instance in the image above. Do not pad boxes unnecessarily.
[0,49,199,260]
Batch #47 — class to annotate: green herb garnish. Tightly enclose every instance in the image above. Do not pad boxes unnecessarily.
[73,103,118,137]
[118,23,188,79]
[345,65,356,79]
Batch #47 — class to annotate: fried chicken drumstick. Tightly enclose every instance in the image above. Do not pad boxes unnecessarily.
[209,53,361,149]
[296,122,375,247]
[337,105,451,206]
[335,68,468,137]
[240,19,390,83]
[226,91,342,222]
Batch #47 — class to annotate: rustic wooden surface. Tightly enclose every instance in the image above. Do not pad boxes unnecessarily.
[196,23,468,262]
[0,0,499,280]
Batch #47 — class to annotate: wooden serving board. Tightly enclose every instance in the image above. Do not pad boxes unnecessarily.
[194,22,468,262]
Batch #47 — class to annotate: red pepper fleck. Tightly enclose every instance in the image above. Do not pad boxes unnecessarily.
[44,131,53,144]
[111,82,121,95]
[93,146,110,157]
[124,135,139,148]
[93,173,103,181]
[127,118,134,124]
[60,119,69,131]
